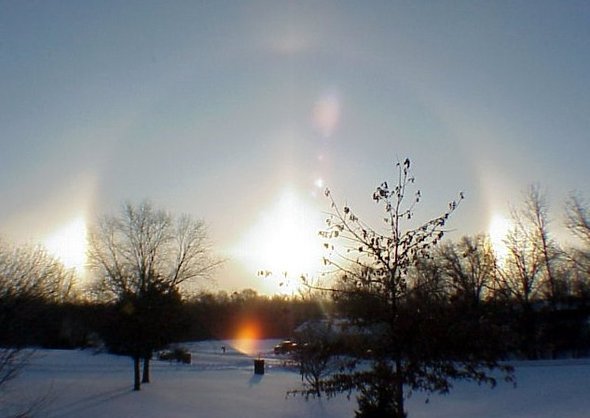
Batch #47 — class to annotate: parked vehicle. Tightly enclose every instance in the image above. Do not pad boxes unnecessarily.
[273,340,298,355]
[158,347,192,364]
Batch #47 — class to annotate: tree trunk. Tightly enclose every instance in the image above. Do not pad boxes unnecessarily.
[133,355,141,391]
[522,305,538,360]
[394,358,406,418]
[142,354,150,383]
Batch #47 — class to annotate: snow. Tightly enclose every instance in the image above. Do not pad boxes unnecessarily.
[3,341,590,418]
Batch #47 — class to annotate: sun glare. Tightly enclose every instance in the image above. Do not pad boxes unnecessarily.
[235,190,325,294]
[488,214,512,262]
[44,216,88,273]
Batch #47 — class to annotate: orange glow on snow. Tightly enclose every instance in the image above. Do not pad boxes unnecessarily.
[233,319,262,356]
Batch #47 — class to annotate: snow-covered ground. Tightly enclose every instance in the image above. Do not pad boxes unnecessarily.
[3,340,590,418]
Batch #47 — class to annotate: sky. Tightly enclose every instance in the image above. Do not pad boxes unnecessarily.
[1,1,589,294]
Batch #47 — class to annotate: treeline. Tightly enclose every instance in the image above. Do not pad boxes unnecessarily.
[1,188,590,359]
[179,289,328,341]
[325,185,590,361]
[2,267,589,361]
[0,285,328,349]
[418,186,590,359]
[407,234,590,360]
[0,232,325,352]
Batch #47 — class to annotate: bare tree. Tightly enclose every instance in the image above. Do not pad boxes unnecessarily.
[0,239,75,416]
[565,193,590,269]
[437,235,496,307]
[0,238,76,349]
[492,186,565,358]
[565,193,590,299]
[299,159,512,418]
[88,201,221,390]
[496,206,544,307]
[494,186,566,305]
[565,193,590,246]
[0,240,75,304]
[497,209,544,359]
[289,320,348,399]
[523,185,563,304]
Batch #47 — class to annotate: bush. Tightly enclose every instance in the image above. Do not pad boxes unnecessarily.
[158,347,191,364]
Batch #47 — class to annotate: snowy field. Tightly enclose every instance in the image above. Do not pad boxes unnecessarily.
[3,340,590,418]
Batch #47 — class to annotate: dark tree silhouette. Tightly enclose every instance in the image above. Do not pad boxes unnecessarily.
[566,193,590,293]
[88,201,220,390]
[0,239,75,415]
[437,235,496,307]
[299,159,512,418]
[289,320,350,398]
[492,186,565,358]
[521,186,563,304]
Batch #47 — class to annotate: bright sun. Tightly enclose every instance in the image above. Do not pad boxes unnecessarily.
[44,216,88,273]
[235,190,325,295]
[488,213,512,262]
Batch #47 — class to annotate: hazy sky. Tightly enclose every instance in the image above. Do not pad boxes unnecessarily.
[1,1,589,293]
